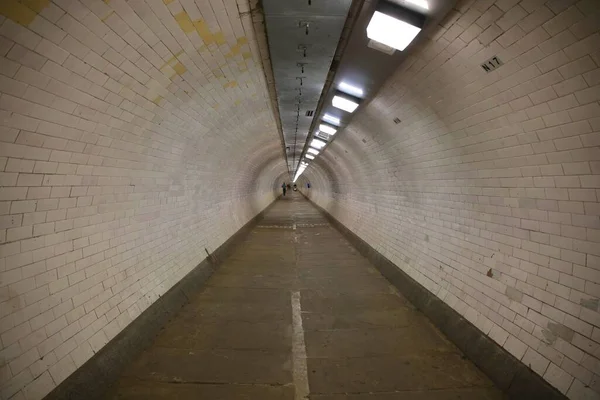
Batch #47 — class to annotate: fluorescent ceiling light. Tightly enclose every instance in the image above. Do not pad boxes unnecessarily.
[322,113,340,125]
[294,164,307,178]
[315,131,330,141]
[305,154,315,160]
[332,95,359,113]
[319,123,337,135]
[307,148,319,155]
[406,0,428,9]
[310,138,326,149]
[367,11,421,51]
[368,39,396,55]
[339,82,363,97]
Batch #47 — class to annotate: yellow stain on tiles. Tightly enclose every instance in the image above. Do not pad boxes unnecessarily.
[212,69,224,79]
[164,50,184,67]
[160,50,187,79]
[242,52,252,60]
[163,0,175,4]
[0,0,49,26]
[181,17,247,51]
[225,47,239,58]
[21,0,49,12]
[101,10,114,22]
[152,96,162,105]
[160,65,176,79]
[174,11,195,34]
[173,62,187,75]
[223,81,238,89]
[225,37,249,58]
[214,32,226,46]
[193,20,214,46]
[160,50,186,78]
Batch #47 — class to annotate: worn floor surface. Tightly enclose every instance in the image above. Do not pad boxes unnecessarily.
[106,192,505,399]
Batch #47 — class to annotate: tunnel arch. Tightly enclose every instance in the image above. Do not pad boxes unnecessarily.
[0,0,599,399]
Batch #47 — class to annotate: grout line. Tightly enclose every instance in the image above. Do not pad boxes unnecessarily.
[291,291,310,400]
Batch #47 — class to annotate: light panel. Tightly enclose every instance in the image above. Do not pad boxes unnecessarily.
[366,11,421,51]
[323,114,340,125]
[319,123,337,135]
[293,164,307,183]
[332,95,359,113]
[307,148,319,155]
[311,138,326,149]
[305,154,315,160]
[339,82,363,97]
[315,131,331,141]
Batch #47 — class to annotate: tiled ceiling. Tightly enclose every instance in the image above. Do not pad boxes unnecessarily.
[261,0,352,173]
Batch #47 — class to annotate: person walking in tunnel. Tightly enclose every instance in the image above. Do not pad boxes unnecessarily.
[282,182,287,196]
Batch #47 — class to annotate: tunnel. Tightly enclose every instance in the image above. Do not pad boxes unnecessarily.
[0,0,599,398]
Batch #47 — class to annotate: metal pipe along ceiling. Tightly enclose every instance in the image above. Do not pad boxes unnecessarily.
[260,0,353,175]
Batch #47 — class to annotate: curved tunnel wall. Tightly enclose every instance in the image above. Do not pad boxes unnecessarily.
[303,1,600,398]
[0,1,286,398]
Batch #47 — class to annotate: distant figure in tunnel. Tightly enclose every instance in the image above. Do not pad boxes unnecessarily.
[282,182,287,196]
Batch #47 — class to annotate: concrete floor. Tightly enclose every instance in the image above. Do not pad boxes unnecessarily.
[106,192,505,399]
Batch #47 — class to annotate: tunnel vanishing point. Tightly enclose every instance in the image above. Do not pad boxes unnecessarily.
[0,0,600,399]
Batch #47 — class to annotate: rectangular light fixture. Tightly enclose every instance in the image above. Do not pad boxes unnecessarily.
[339,82,363,97]
[307,148,319,155]
[315,131,330,141]
[310,138,326,149]
[293,168,304,183]
[322,113,340,125]
[319,123,337,135]
[332,94,359,113]
[366,3,424,52]
[305,154,315,160]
